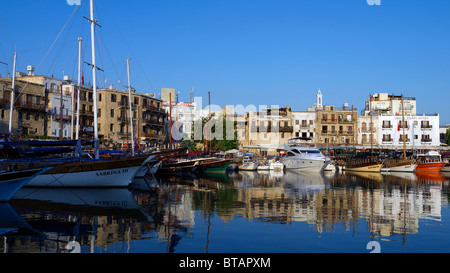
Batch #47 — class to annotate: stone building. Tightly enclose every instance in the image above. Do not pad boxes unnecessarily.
[315,104,358,146]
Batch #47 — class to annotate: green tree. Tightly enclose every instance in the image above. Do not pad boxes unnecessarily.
[445,128,450,144]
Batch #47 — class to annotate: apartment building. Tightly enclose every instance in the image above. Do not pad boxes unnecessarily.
[0,78,47,137]
[315,104,358,146]
[239,106,294,156]
[378,114,440,148]
[97,87,166,147]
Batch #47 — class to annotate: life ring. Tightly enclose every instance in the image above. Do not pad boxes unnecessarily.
[104,139,111,147]
[123,139,129,149]
[8,133,14,140]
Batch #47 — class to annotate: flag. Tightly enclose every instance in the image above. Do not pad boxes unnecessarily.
[397,123,401,131]
[81,73,84,86]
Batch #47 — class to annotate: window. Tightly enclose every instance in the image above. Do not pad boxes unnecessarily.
[111,94,116,102]
[98,93,102,102]
[98,109,101,117]
[110,109,114,117]
[110,124,114,132]
[35,114,39,121]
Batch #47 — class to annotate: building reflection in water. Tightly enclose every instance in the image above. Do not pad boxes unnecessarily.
[1,169,448,253]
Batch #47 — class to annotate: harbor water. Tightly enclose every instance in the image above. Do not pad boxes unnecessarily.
[2,169,450,253]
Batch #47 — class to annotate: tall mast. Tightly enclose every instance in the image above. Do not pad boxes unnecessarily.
[169,93,172,149]
[208,90,211,155]
[370,93,373,155]
[402,95,406,159]
[8,52,17,134]
[126,58,135,155]
[89,0,99,159]
[76,37,82,140]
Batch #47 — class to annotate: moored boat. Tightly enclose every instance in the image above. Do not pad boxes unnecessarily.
[239,156,258,171]
[0,167,52,201]
[415,151,446,173]
[279,138,330,172]
[383,159,417,173]
[20,155,156,188]
[344,160,383,173]
[197,158,232,173]
[441,163,450,173]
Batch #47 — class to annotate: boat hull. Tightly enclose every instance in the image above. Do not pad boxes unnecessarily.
[415,162,446,173]
[441,164,450,172]
[198,160,232,173]
[0,168,50,201]
[25,155,154,188]
[280,158,326,172]
[239,162,258,171]
[344,162,383,173]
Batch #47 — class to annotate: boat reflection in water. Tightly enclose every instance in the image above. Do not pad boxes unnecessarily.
[2,169,449,253]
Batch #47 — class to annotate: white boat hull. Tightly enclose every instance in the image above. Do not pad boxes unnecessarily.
[389,163,417,173]
[239,162,258,171]
[0,168,50,201]
[280,158,327,172]
[25,156,155,188]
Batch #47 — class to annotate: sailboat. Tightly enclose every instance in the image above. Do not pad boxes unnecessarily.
[344,98,383,173]
[382,96,417,172]
[0,0,157,188]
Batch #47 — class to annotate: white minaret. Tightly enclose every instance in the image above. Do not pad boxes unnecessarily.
[316,89,323,108]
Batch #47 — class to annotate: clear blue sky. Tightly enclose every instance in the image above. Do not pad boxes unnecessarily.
[1,0,449,124]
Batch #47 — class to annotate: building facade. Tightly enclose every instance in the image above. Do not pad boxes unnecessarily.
[315,105,358,146]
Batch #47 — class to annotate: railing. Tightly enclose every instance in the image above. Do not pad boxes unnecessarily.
[321,130,337,136]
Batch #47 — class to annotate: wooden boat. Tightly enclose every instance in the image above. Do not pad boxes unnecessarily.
[383,159,417,173]
[344,159,383,173]
[441,163,450,173]
[197,159,232,173]
[0,167,52,201]
[156,158,207,174]
[415,151,446,173]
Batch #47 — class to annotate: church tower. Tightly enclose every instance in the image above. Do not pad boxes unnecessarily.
[316,89,323,108]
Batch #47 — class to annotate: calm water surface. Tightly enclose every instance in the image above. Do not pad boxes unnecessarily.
[2,170,450,253]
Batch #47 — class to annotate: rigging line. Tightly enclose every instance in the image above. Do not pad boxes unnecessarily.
[100,2,156,93]
[96,27,121,88]
[36,5,80,75]
[47,7,81,77]
[0,0,54,20]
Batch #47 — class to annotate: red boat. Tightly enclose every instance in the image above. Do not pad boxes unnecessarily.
[415,151,446,173]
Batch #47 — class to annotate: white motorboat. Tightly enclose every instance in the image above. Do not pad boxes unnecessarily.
[257,160,284,171]
[279,138,330,172]
[239,156,258,171]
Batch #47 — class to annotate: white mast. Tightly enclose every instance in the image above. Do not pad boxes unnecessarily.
[8,52,17,134]
[76,37,82,140]
[89,0,99,159]
[126,58,135,155]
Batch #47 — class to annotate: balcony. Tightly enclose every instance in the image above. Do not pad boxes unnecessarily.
[15,102,46,112]
[53,114,72,121]
[142,132,165,140]
[79,110,94,116]
[143,118,165,127]
[421,125,433,130]
[382,138,393,143]
[251,125,293,133]
[321,130,337,136]
[339,130,354,136]
[421,138,432,143]
[382,124,393,130]
[321,118,337,123]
